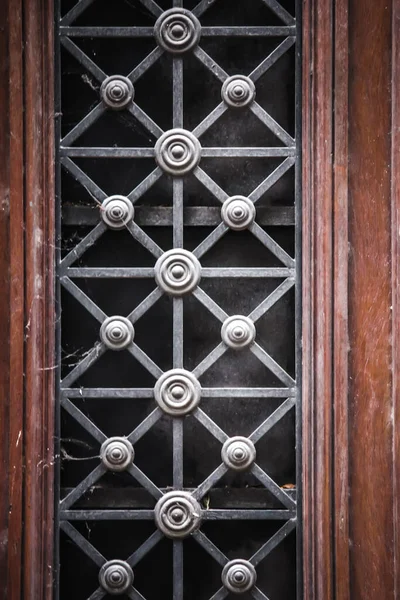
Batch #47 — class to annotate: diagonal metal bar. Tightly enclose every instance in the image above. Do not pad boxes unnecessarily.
[192,0,220,17]
[252,588,270,600]
[127,530,164,568]
[192,223,228,260]
[192,102,228,138]
[248,278,295,322]
[127,589,147,600]
[192,463,228,501]
[60,277,107,323]
[193,531,228,568]
[61,157,108,203]
[61,343,107,388]
[60,0,97,26]
[61,37,107,83]
[193,47,229,82]
[250,343,295,387]
[128,167,163,203]
[173,540,184,600]
[209,589,228,600]
[250,519,296,566]
[126,464,163,499]
[249,157,295,203]
[192,287,228,323]
[61,103,106,146]
[126,221,163,258]
[128,103,164,139]
[193,168,229,203]
[128,287,164,324]
[259,0,295,25]
[60,521,106,567]
[249,222,295,267]
[173,298,184,369]
[128,47,164,84]
[128,408,163,445]
[250,102,295,147]
[61,222,107,269]
[87,588,106,600]
[61,464,106,510]
[250,397,296,444]
[173,419,184,488]
[249,37,296,82]
[127,343,163,379]
[137,0,163,17]
[192,342,227,379]
[61,395,107,444]
[251,463,296,510]
[194,408,228,444]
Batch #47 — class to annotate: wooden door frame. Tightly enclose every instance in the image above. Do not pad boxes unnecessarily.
[1,0,399,598]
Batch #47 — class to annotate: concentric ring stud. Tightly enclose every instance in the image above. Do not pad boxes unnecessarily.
[222,560,257,594]
[100,75,134,110]
[154,369,201,416]
[155,129,201,176]
[154,491,202,538]
[221,436,256,471]
[221,316,256,350]
[221,196,256,231]
[101,195,134,229]
[154,8,201,54]
[100,437,134,472]
[221,75,256,108]
[155,249,201,296]
[99,560,134,595]
[100,316,135,350]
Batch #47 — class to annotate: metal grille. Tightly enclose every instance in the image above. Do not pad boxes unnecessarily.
[55,0,300,598]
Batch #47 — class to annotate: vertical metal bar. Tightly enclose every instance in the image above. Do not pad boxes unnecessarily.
[173,418,184,489]
[173,58,183,128]
[173,179,184,248]
[173,540,184,600]
[173,297,184,368]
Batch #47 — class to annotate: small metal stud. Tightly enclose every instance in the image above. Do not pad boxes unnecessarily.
[155,249,201,296]
[221,196,256,231]
[154,491,202,538]
[99,560,134,595]
[221,436,256,471]
[154,369,201,416]
[154,129,201,176]
[100,75,134,110]
[100,437,134,472]
[221,316,256,350]
[221,559,257,594]
[221,75,256,108]
[101,195,134,230]
[100,316,135,350]
[154,9,201,54]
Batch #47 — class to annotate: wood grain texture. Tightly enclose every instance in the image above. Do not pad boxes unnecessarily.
[348,0,394,598]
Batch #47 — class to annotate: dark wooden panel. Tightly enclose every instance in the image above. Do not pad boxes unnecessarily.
[348,0,394,598]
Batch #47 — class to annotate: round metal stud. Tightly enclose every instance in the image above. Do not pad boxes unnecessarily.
[154,491,202,538]
[99,560,134,595]
[222,559,257,594]
[100,75,134,110]
[154,9,201,54]
[155,249,201,296]
[221,436,256,471]
[100,316,135,351]
[221,316,256,350]
[221,75,256,108]
[154,369,201,416]
[221,196,256,231]
[101,195,134,230]
[154,129,201,176]
[100,437,134,472]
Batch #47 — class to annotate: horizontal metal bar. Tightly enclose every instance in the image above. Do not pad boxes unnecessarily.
[202,268,295,278]
[60,147,154,158]
[201,387,296,398]
[60,510,154,520]
[62,205,296,227]
[201,147,296,157]
[203,509,296,520]
[201,26,296,36]
[61,388,154,398]
[65,268,155,278]
[60,27,155,37]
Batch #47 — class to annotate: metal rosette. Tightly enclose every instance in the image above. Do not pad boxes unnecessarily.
[154,8,201,54]
[100,316,135,350]
[154,129,201,176]
[101,195,134,230]
[221,559,257,594]
[221,75,256,108]
[221,316,256,350]
[221,196,256,231]
[221,436,256,471]
[100,75,134,110]
[155,249,201,296]
[98,560,134,595]
[154,491,202,538]
[154,369,201,416]
[100,437,135,472]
